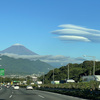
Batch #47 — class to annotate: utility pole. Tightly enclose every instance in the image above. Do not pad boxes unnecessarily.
[68,64,69,80]
[93,57,95,75]
[53,69,54,83]
[83,55,95,75]
[0,54,2,83]
[43,72,44,84]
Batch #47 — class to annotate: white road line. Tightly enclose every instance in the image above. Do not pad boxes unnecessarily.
[9,95,12,98]
[37,90,61,96]
[38,95,45,98]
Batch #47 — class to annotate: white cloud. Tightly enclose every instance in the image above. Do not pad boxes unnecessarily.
[58,35,90,42]
[1,53,85,67]
[59,24,100,33]
[52,24,100,42]
[52,29,91,35]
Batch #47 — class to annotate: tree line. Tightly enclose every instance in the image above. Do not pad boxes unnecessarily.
[39,60,100,84]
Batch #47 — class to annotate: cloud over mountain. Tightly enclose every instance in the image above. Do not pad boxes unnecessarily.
[52,24,100,42]
[0,44,85,67]
[1,53,85,67]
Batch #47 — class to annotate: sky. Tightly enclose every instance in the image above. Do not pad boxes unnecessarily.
[0,0,100,67]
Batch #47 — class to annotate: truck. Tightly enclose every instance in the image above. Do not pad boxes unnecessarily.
[82,75,100,82]
[60,79,75,83]
[82,75,100,90]
[51,81,60,84]
[35,81,42,85]
[66,79,75,83]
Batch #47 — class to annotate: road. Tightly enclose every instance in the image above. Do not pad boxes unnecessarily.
[0,86,88,100]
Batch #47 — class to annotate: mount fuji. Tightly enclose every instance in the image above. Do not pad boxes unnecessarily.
[0,44,54,75]
[0,43,38,55]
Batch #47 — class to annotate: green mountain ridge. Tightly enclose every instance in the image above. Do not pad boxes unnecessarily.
[42,61,100,83]
[0,55,54,75]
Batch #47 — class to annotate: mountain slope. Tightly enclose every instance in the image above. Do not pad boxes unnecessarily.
[0,55,54,75]
[43,61,100,83]
[0,44,37,55]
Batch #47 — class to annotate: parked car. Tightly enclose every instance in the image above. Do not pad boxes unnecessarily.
[13,85,19,90]
[26,85,33,90]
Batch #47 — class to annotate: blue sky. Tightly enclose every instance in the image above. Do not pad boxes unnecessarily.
[0,0,100,67]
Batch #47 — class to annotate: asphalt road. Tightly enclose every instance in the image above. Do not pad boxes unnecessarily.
[0,86,88,100]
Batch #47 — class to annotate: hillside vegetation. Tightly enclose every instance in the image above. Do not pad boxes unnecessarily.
[0,55,54,75]
[40,61,100,83]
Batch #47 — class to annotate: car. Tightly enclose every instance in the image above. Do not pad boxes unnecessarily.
[0,87,2,89]
[66,79,75,83]
[13,85,19,90]
[26,85,33,90]
[12,85,14,88]
[6,85,10,88]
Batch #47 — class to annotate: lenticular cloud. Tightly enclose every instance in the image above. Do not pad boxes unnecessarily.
[52,24,100,42]
[58,35,90,42]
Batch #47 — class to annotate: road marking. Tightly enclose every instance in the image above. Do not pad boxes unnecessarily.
[37,90,62,96]
[9,95,12,98]
[38,95,45,98]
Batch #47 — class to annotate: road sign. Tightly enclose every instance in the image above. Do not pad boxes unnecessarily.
[0,69,4,76]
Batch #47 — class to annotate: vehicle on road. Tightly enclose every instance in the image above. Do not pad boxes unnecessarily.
[6,85,10,88]
[13,85,19,90]
[82,75,100,90]
[82,75,100,82]
[66,79,75,83]
[51,81,60,84]
[26,85,33,90]
[0,86,2,89]
[35,81,42,85]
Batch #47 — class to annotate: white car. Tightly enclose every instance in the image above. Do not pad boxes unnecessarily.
[6,85,10,88]
[26,85,33,90]
[66,79,75,83]
[13,85,19,90]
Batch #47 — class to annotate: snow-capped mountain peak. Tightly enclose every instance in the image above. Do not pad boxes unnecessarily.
[0,44,38,55]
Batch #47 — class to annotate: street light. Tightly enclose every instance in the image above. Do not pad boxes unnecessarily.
[83,55,95,75]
